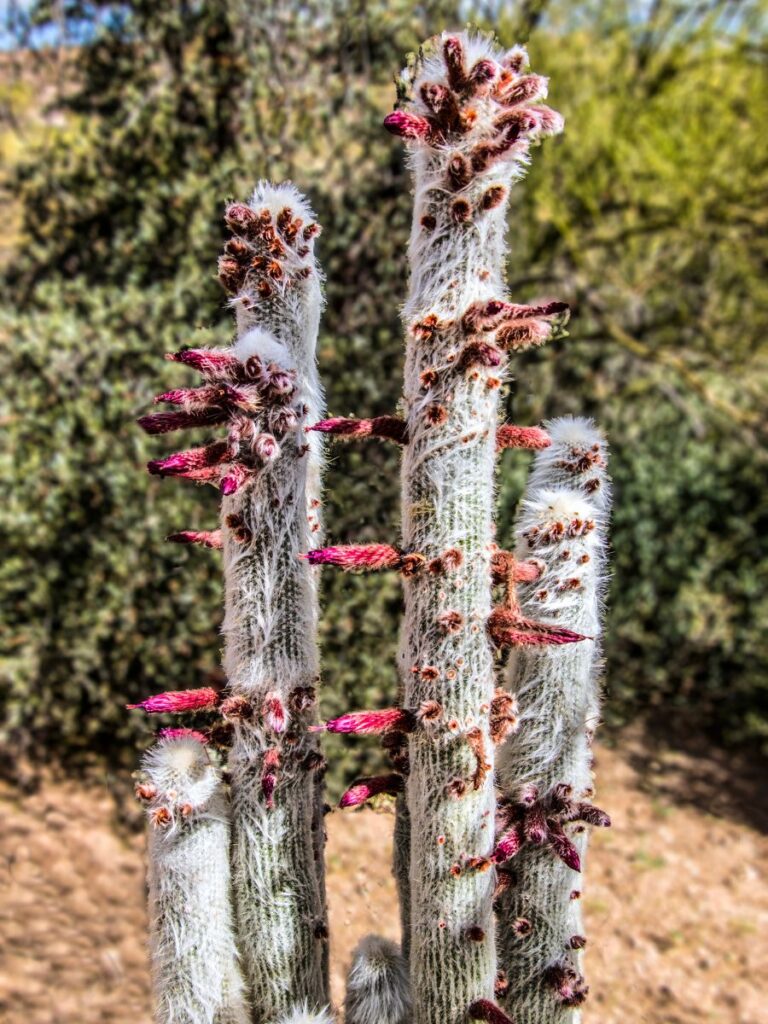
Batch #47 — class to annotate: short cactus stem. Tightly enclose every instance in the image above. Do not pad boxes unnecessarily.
[344,936,412,1024]
[139,735,248,1024]
[388,32,564,1024]
[497,419,611,1022]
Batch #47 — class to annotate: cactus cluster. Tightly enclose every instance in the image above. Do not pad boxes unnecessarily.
[131,30,611,1024]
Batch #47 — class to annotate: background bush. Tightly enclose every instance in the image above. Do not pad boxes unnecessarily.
[1,0,766,791]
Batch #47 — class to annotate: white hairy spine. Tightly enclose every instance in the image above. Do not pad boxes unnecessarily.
[221,182,329,1020]
[142,736,249,1024]
[498,419,611,1022]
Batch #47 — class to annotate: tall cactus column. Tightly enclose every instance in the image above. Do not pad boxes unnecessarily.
[386,34,565,1024]
[219,183,329,1021]
[136,181,329,1023]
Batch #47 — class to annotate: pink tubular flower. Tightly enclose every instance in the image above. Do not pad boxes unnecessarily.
[137,409,229,435]
[468,999,515,1024]
[158,727,209,744]
[167,529,223,549]
[339,773,404,808]
[315,708,416,736]
[127,687,220,714]
[306,543,403,572]
[496,424,551,451]
[220,462,253,496]
[165,347,241,381]
[155,384,259,414]
[147,441,231,477]
[383,110,434,141]
[310,416,408,445]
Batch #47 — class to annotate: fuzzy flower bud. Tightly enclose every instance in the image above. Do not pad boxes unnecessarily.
[127,687,220,714]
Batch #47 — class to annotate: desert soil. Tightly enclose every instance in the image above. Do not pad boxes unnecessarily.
[1,731,766,1024]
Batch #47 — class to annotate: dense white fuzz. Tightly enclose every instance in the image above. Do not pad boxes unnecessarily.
[392,31,564,1024]
[344,936,411,1024]
[497,419,611,1023]
[221,183,329,1018]
[275,1003,335,1024]
[142,738,248,1024]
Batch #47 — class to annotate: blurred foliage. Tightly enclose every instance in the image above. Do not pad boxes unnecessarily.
[0,0,766,790]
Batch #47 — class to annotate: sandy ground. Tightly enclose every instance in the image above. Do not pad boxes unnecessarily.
[1,732,766,1024]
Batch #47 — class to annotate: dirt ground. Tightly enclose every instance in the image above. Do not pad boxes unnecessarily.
[1,730,766,1024]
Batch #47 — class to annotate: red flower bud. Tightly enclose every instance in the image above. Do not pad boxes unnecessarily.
[310,416,408,445]
[492,823,524,863]
[306,544,404,573]
[488,607,587,648]
[339,773,404,808]
[443,36,468,93]
[127,687,220,714]
[548,821,582,871]
[262,693,286,733]
[468,998,514,1024]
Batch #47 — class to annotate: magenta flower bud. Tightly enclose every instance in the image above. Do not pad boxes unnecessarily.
[523,804,548,845]
[127,687,220,714]
[147,441,230,477]
[339,773,404,808]
[165,347,241,381]
[492,823,524,864]
[262,693,287,734]
[306,543,403,573]
[167,529,223,549]
[574,803,611,828]
[252,433,280,463]
[137,409,229,435]
[468,999,514,1024]
[496,424,551,451]
[315,708,416,736]
[261,748,280,809]
[261,363,297,402]
[383,110,433,141]
[310,416,408,445]
[456,341,504,372]
[157,727,209,744]
[220,462,252,496]
[548,822,582,872]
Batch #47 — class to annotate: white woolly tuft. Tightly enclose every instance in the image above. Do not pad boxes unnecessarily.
[249,179,318,225]
[344,936,411,1024]
[141,737,220,823]
[275,1002,335,1024]
[222,183,328,1018]
[497,420,612,1021]
[142,739,249,1024]
[525,416,611,513]
[233,327,295,370]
